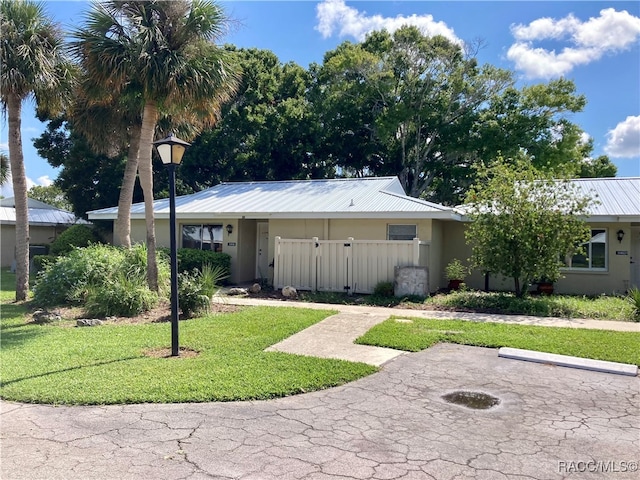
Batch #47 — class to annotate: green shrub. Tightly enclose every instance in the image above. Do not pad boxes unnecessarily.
[178,264,228,317]
[176,248,231,278]
[373,281,394,297]
[84,273,158,317]
[33,244,120,306]
[33,244,167,317]
[49,225,100,256]
[32,254,56,272]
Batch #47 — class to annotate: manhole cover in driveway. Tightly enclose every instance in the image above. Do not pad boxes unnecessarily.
[442,390,500,409]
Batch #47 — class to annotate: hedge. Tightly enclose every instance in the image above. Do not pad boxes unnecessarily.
[175,248,232,278]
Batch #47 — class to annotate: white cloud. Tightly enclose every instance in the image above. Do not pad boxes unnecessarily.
[0,170,47,198]
[579,131,591,146]
[605,115,640,158]
[35,175,53,187]
[315,0,460,44]
[508,8,640,79]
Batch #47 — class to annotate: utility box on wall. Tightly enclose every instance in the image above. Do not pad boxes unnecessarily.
[394,266,429,297]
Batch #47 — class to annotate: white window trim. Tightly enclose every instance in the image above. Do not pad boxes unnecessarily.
[562,228,608,272]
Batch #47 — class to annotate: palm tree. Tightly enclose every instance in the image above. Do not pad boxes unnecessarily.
[69,78,144,248]
[72,0,238,290]
[0,153,9,186]
[0,0,75,300]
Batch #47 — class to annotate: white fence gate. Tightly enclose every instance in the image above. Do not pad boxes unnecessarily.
[274,237,430,294]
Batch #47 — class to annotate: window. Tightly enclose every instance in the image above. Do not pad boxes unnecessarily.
[182,224,223,252]
[387,224,417,241]
[564,229,607,270]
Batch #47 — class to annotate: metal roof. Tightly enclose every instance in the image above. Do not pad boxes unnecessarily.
[88,177,459,220]
[569,177,640,220]
[455,177,640,221]
[0,206,85,226]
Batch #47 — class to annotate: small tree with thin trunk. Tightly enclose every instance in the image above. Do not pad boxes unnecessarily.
[464,155,594,297]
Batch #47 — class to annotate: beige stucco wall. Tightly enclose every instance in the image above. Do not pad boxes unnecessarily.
[130,218,259,284]
[442,220,632,296]
[1,224,67,268]
[555,222,631,295]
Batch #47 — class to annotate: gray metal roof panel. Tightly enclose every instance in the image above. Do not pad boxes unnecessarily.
[89,177,457,219]
[0,206,86,226]
[569,178,640,217]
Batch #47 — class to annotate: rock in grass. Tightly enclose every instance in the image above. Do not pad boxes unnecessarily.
[77,319,103,327]
[32,310,61,324]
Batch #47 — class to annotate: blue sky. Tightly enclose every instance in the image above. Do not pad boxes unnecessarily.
[1,0,639,198]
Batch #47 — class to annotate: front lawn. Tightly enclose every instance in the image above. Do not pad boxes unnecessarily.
[357,316,640,366]
[0,270,376,405]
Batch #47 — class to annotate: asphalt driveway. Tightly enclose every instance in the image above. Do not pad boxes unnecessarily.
[1,343,638,480]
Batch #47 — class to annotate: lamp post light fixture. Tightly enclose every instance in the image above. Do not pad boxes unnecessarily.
[153,133,190,357]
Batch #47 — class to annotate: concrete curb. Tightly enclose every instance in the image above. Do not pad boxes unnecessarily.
[498,347,639,376]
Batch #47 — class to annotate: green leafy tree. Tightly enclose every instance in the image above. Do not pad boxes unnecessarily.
[180,47,329,191]
[27,184,72,211]
[578,155,617,178]
[0,0,76,300]
[33,117,147,219]
[464,155,594,297]
[71,0,239,290]
[314,27,513,199]
[314,29,606,205]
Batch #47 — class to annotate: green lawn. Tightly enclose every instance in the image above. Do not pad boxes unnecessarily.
[0,270,376,405]
[0,306,377,404]
[357,316,640,366]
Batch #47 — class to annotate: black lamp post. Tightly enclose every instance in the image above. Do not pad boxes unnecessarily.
[153,133,190,357]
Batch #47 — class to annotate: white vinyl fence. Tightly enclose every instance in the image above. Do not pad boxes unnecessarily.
[274,237,430,294]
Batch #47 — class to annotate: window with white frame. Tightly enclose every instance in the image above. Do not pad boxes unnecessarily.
[387,224,417,241]
[182,224,223,252]
[564,228,607,270]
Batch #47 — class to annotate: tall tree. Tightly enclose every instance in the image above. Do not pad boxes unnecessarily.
[66,79,143,247]
[72,0,238,290]
[33,116,151,218]
[464,155,594,297]
[315,27,513,199]
[0,0,75,300]
[180,47,329,191]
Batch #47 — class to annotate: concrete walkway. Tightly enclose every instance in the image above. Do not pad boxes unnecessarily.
[213,294,640,367]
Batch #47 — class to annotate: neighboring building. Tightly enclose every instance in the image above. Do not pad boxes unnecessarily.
[0,197,86,268]
[87,176,640,295]
[444,177,640,295]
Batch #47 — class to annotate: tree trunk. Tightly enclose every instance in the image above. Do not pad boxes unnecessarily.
[7,94,29,301]
[137,102,159,291]
[514,277,523,298]
[114,122,142,247]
